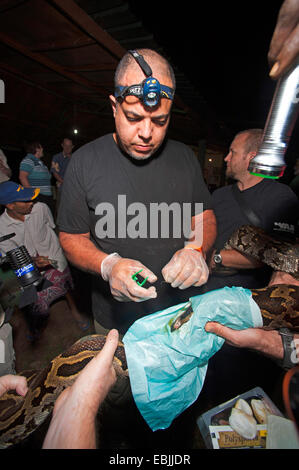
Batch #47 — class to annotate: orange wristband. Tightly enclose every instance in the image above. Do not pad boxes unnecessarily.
[184,245,202,253]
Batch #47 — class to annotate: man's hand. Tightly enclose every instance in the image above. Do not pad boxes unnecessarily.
[205,322,284,360]
[0,374,28,398]
[101,254,157,302]
[43,329,119,449]
[162,247,209,289]
[32,255,51,269]
[268,0,299,79]
[268,270,299,286]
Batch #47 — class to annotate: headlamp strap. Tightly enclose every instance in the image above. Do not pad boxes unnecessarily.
[129,50,152,77]
[114,50,174,104]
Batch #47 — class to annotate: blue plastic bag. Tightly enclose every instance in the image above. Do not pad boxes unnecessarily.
[123,286,263,431]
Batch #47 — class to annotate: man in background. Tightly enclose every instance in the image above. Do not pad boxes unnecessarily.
[204,128,298,293]
[51,138,74,191]
[51,138,74,216]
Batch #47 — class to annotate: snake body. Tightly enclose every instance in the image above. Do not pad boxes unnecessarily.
[227,224,299,280]
[1,284,298,448]
[227,224,299,329]
[0,335,128,449]
[251,284,299,331]
[0,224,298,448]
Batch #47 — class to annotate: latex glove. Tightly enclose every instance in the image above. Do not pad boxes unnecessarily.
[162,247,209,289]
[101,253,157,302]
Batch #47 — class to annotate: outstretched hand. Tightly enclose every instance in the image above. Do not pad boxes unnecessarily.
[0,375,28,398]
[205,322,284,360]
[32,255,51,269]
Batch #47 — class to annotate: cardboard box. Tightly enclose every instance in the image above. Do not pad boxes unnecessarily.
[197,387,283,449]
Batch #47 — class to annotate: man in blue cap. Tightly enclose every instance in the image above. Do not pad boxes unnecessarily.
[0,181,88,341]
[0,181,40,205]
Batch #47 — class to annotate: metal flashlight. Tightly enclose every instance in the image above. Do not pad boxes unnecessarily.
[249,56,299,179]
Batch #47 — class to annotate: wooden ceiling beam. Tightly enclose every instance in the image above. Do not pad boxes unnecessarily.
[47,1,199,119]
[0,113,49,129]
[49,0,126,60]
[0,31,109,95]
[64,63,116,72]
[0,61,108,111]
[32,36,95,53]
[45,2,197,119]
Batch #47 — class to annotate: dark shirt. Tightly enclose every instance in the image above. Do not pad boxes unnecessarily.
[58,133,212,333]
[200,179,299,292]
[51,152,71,184]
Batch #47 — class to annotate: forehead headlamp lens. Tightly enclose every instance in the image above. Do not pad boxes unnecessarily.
[143,78,161,107]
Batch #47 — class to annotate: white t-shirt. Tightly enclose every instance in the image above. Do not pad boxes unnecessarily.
[0,202,67,272]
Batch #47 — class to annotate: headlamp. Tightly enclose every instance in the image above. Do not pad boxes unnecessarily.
[114,50,174,108]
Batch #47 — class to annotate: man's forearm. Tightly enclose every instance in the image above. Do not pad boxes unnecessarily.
[53,172,63,184]
[19,171,30,187]
[1,166,11,177]
[212,248,263,270]
[189,210,217,258]
[59,232,107,275]
[255,331,298,363]
[202,210,217,255]
[43,412,97,449]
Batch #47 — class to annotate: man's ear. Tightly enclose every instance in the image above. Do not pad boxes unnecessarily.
[248,151,257,161]
[109,95,117,118]
[6,202,14,211]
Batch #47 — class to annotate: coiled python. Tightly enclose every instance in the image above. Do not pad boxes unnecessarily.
[227,224,299,331]
[0,225,298,448]
[227,224,299,280]
[0,334,129,449]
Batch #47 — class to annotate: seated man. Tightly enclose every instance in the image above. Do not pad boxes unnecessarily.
[0,181,88,341]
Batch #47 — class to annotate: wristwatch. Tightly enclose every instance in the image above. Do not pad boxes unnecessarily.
[213,249,223,267]
[278,328,298,370]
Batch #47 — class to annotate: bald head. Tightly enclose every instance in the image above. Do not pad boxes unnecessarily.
[114,49,176,90]
[235,129,263,154]
[110,49,175,161]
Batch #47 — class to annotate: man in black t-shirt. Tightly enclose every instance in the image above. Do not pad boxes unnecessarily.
[196,128,298,409]
[201,128,298,293]
[58,49,216,335]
